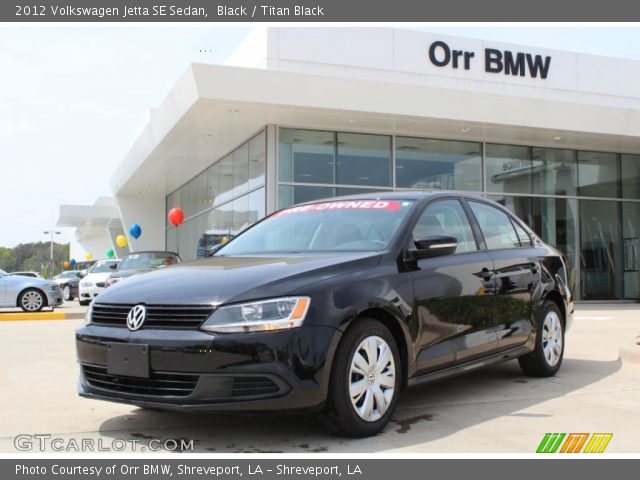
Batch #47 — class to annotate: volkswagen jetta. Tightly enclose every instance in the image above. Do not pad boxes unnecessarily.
[76,192,573,437]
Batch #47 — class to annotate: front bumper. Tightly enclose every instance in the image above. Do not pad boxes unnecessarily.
[46,288,63,307]
[79,285,104,301]
[76,324,341,411]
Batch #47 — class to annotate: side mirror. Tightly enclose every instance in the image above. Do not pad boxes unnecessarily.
[410,234,457,259]
[76,272,84,278]
[109,263,118,270]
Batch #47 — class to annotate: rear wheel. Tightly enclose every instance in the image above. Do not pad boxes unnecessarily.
[518,301,564,377]
[19,289,46,312]
[325,318,401,437]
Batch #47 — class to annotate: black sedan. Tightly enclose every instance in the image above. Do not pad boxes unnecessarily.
[76,192,573,437]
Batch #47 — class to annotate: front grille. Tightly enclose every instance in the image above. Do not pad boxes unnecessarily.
[91,303,214,329]
[96,282,105,288]
[230,376,280,397]
[82,364,198,397]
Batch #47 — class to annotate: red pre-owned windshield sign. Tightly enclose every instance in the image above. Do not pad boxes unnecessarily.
[274,200,402,217]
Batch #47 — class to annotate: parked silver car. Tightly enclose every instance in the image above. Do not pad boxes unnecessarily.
[0,268,63,312]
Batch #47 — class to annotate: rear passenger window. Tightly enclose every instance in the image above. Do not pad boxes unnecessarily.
[512,221,533,247]
[469,201,521,250]
[413,199,477,253]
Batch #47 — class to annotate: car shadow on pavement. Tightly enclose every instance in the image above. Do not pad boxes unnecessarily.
[96,356,623,453]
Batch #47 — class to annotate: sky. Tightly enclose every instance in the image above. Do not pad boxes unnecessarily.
[1,25,640,251]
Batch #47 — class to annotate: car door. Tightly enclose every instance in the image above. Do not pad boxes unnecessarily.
[466,200,537,352]
[409,198,498,374]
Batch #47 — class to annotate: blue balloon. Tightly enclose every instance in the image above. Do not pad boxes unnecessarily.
[129,224,142,239]
[70,258,76,266]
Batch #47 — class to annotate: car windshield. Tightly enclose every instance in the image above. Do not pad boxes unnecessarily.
[119,253,179,270]
[217,199,416,255]
[89,260,119,273]
[60,271,77,278]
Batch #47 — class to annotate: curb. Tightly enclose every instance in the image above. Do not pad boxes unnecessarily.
[0,311,86,321]
[620,337,640,366]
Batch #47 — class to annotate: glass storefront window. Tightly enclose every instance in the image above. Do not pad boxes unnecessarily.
[218,155,234,205]
[621,154,640,199]
[579,199,623,300]
[578,151,620,198]
[622,202,640,299]
[396,137,482,191]
[336,133,391,187]
[207,162,219,207]
[278,185,335,209]
[486,144,532,194]
[279,129,335,184]
[531,147,577,196]
[249,132,266,190]
[232,143,249,197]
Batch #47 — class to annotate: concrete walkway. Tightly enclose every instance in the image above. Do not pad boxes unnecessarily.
[0,305,637,453]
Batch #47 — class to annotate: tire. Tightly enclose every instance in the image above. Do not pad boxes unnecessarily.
[62,284,73,301]
[325,318,401,437]
[518,301,565,377]
[19,289,46,313]
[79,300,90,306]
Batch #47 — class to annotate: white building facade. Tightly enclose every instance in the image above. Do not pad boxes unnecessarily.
[64,27,640,301]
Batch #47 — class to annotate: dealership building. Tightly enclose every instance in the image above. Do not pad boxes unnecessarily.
[57,27,640,301]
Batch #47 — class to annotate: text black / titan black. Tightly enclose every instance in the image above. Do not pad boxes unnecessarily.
[76,191,573,437]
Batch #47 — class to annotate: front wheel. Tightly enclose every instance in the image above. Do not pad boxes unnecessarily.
[19,289,46,312]
[518,301,564,377]
[62,284,73,301]
[325,318,401,437]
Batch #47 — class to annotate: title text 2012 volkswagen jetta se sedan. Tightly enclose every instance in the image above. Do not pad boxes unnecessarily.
[77,192,573,437]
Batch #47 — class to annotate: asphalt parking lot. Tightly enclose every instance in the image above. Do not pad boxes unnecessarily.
[0,304,638,453]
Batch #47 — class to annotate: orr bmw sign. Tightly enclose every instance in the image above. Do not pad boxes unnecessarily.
[428,40,552,79]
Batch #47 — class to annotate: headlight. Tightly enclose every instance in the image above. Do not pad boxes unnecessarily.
[47,284,58,291]
[84,303,93,325]
[200,296,311,333]
[81,282,93,287]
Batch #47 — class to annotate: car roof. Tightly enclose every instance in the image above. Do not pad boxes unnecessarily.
[292,190,487,205]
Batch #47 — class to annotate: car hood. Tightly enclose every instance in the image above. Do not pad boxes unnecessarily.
[96,252,381,305]
[4,275,55,289]
[83,272,115,283]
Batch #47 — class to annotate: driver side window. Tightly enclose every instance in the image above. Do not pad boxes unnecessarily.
[413,199,478,253]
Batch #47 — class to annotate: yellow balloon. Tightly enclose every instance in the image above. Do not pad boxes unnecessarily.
[221,236,229,244]
[85,252,93,261]
[116,235,127,248]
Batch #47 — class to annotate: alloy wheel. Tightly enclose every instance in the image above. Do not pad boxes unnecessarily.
[542,310,563,367]
[21,290,43,312]
[348,335,396,422]
[63,285,71,301]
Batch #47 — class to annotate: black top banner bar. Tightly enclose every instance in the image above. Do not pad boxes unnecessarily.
[4,0,640,22]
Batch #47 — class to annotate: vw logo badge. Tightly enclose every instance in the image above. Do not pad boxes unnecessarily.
[127,304,146,331]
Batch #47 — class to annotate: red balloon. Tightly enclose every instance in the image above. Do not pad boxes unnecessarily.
[168,207,184,227]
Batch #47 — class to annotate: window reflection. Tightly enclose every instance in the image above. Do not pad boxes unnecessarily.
[485,144,531,194]
[279,129,335,184]
[396,137,482,191]
[621,154,640,199]
[336,133,391,187]
[532,147,577,196]
[578,151,619,198]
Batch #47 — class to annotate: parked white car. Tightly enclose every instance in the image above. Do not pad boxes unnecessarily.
[78,259,121,306]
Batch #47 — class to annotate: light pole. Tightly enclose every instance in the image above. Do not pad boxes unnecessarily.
[43,229,61,279]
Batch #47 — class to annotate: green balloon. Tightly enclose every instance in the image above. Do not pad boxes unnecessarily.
[106,248,115,258]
